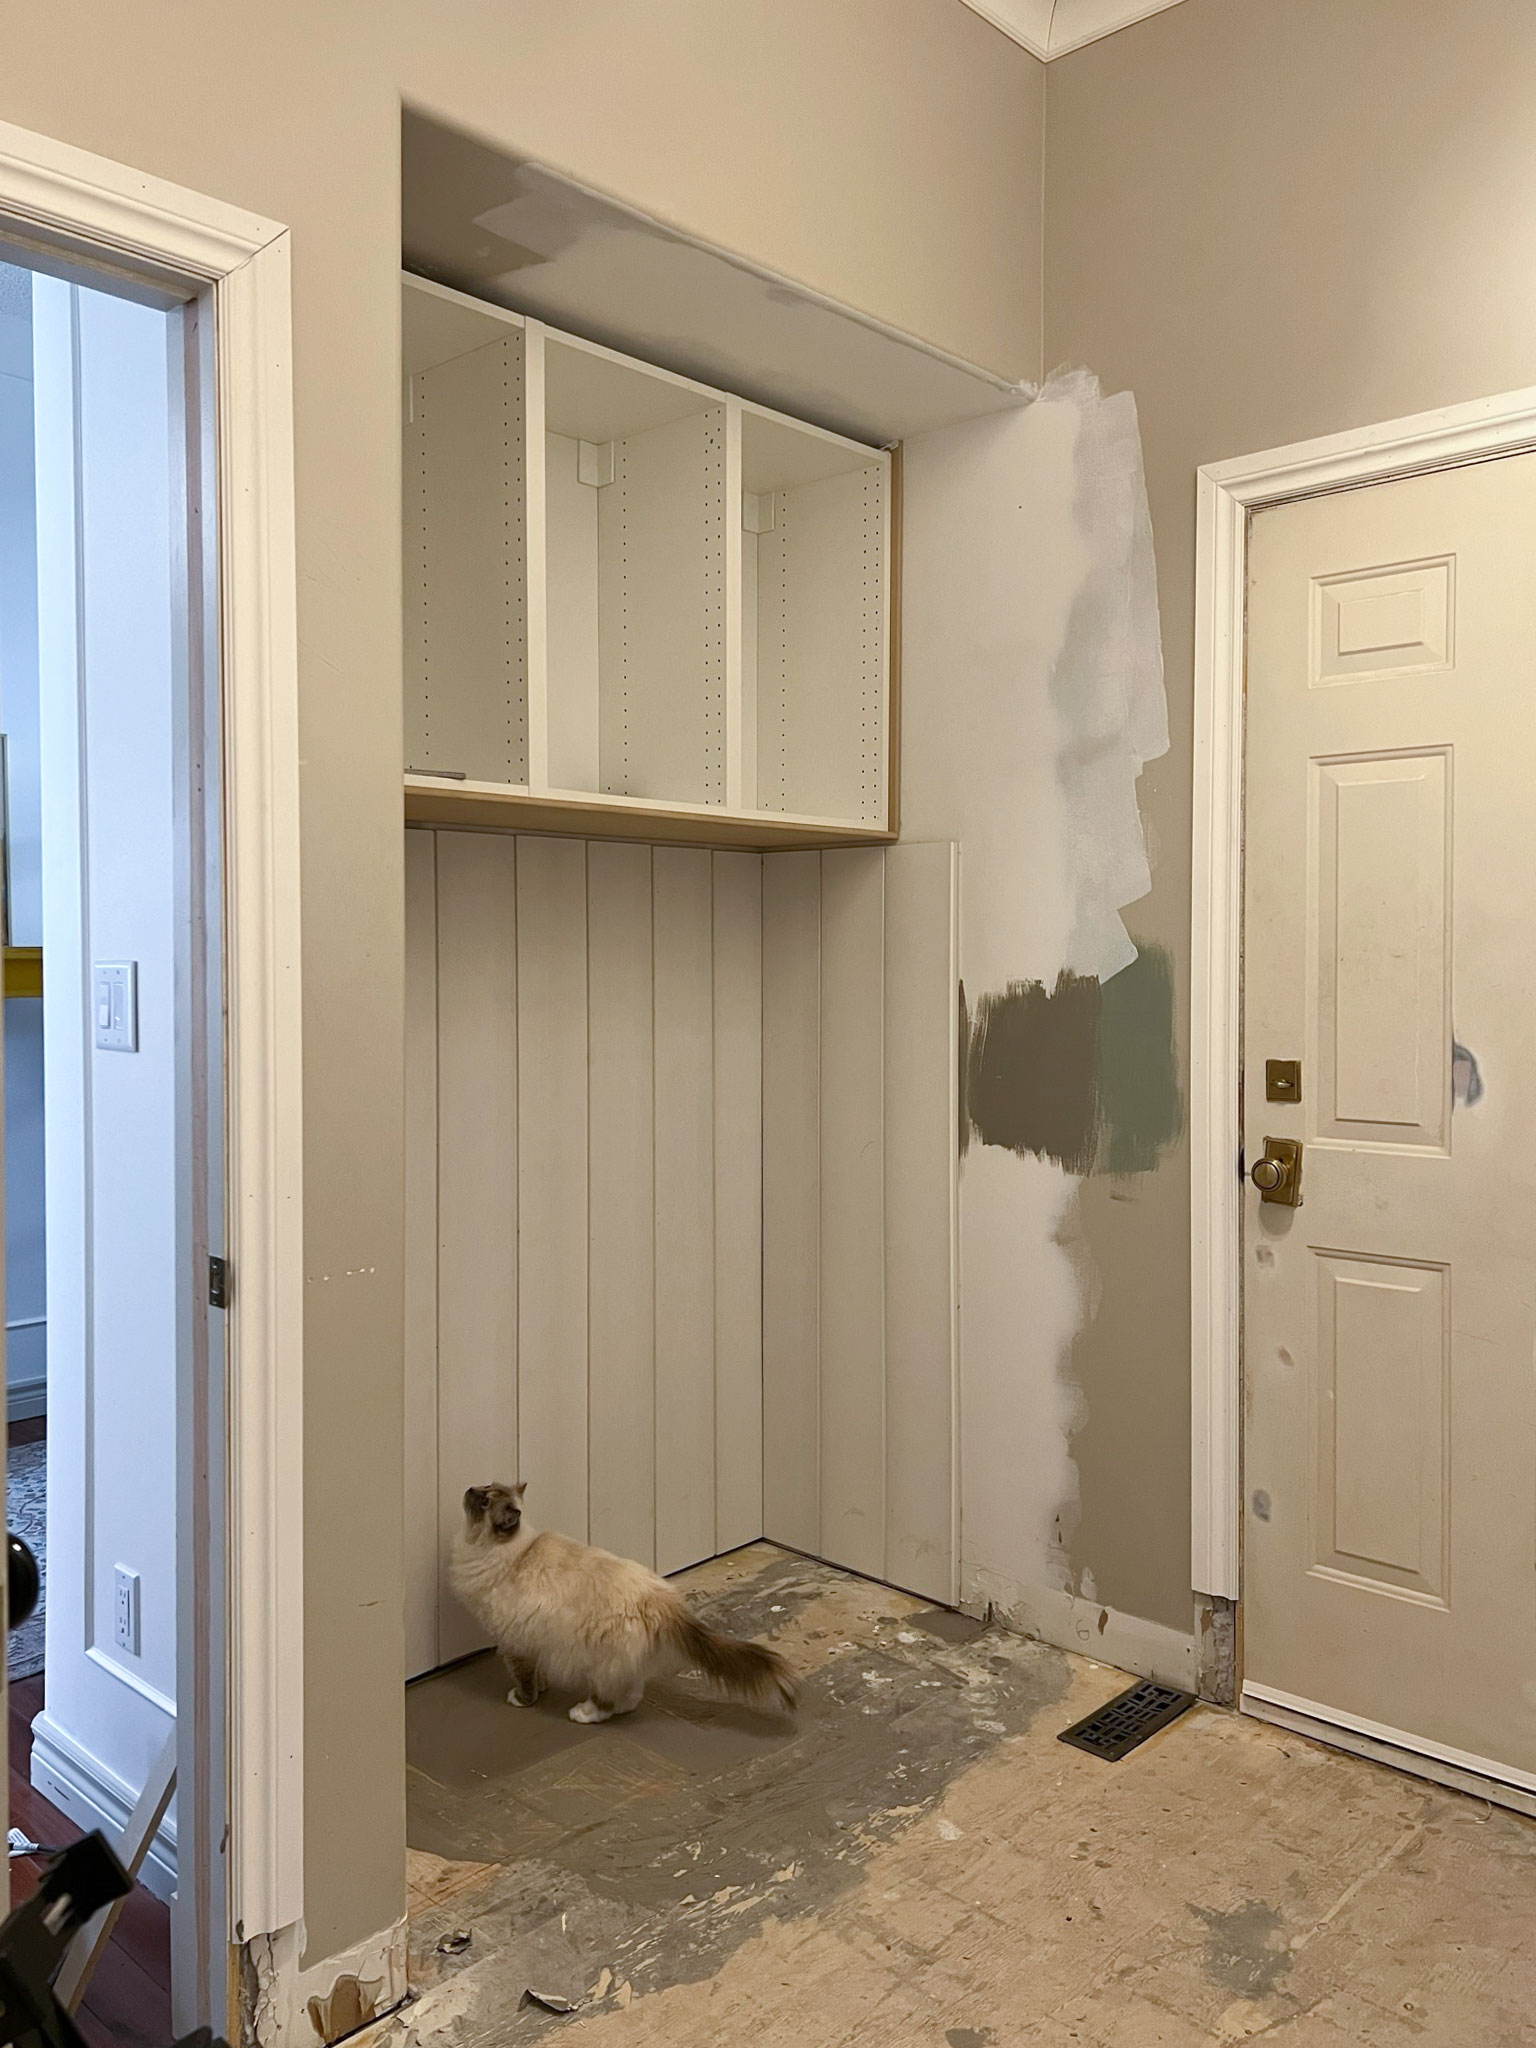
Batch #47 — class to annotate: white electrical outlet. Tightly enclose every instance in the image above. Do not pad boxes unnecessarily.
[94,962,138,1053]
[113,1566,141,1655]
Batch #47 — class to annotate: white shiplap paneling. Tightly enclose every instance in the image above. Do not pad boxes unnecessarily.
[406,830,957,1678]
[762,845,958,1594]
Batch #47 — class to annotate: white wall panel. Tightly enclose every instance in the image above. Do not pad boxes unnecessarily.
[407,829,955,1669]
[653,847,719,1573]
[434,830,519,1665]
[586,841,656,1565]
[712,853,764,1552]
[761,852,823,1553]
[516,836,590,1546]
[818,850,887,1579]
[762,843,958,1594]
[883,843,960,1602]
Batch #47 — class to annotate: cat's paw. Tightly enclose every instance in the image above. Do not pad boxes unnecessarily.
[569,1699,613,1724]
[506,1688,537,1708]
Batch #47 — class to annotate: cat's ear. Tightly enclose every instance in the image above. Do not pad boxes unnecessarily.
[512,1482,527,1504]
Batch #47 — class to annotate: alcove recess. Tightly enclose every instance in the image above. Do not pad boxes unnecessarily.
[403,273,898,849]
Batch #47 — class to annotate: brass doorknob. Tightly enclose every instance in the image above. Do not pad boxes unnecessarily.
[1250,1137,1302,1206]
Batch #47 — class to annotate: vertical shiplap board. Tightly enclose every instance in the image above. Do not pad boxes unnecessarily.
[652,847,718,1573]
[586,842,657,1566]
[435,830,520,1662]
[517,837,590,1543]
[761,852,822,1552]
[818,850,887,1579]
[712,853,764,1552]
[403,832,441,1678]
[883,843,960,1603]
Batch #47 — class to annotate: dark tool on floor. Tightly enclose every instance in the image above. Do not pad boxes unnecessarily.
[3,1529,215,2048]
[1057,1680,1196,1761]
[0,1830,225,2048]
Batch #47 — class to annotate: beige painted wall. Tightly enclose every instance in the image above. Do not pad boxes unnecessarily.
[1045,0,1536,1629]
[0,0,1043,1966]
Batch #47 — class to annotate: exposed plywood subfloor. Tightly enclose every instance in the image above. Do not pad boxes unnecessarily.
[381,1545,1536,2047]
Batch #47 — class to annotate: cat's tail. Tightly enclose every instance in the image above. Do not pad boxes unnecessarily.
[666,1608,798,1713]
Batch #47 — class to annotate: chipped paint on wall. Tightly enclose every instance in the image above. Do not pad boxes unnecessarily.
[241,1914,409,2048]
[900,366,1173,1653]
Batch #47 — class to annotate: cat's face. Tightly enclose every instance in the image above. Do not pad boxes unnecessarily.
[463,1481,526,1542]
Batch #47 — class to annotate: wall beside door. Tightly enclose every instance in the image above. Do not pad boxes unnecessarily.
[1044,0,1536,1633]
[31,276,179,1895]
[0,263,46,1421]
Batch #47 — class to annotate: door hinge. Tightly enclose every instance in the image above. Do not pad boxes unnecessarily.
[209,1255,231,1310]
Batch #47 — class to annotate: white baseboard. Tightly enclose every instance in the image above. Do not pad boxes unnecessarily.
[7,1381,47,1424]
[6,1319,46,1420]
[963,1569,1199,1692]
[30,1709,177,1901]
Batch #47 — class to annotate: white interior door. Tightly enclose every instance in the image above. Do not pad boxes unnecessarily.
[1242,450,1536,1791]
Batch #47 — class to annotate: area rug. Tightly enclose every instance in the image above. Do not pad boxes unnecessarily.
[8,1438,45,1680]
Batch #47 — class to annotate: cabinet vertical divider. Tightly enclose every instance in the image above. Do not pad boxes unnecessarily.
[723,399,745,812]
[523,318,550,796]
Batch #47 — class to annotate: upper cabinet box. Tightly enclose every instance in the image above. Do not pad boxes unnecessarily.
[402,274,896,847]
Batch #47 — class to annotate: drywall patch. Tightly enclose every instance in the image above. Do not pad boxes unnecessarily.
[902,366,1170,1645]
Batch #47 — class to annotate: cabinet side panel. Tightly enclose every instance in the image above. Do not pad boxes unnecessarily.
[598,408,726,807]
[409,336,528,783]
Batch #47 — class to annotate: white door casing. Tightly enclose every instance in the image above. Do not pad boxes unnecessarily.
[0,118,304,1951]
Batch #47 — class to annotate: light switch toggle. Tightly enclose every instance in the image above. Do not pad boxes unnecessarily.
[94,962,138,1053]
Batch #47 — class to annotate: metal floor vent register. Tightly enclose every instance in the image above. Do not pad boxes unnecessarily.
[1058,1681,1196,1761]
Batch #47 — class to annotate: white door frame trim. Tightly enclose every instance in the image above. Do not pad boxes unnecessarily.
[1191,383,1536,1601]
[0,120,305,1938]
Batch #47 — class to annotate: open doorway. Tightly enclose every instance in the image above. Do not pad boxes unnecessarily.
[1,253,201,2043]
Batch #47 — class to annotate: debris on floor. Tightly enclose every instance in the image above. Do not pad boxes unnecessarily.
[373,1543,1536,2047]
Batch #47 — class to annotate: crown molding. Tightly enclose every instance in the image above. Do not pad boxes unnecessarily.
[961,0,1187,61]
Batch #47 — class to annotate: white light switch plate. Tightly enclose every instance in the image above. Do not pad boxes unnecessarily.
[94,962,138,1052]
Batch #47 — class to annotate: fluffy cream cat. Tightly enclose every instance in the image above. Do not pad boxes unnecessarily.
[451,1482,798,1724]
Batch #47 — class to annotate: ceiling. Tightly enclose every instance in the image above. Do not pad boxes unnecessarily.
[961,0,1187,60]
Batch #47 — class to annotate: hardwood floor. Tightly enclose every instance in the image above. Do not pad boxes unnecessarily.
[8,1675,172,2048]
